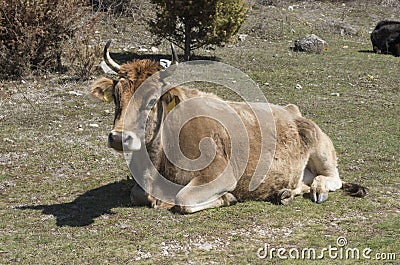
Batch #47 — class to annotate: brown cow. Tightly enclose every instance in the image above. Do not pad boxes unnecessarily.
[91,41,366,213]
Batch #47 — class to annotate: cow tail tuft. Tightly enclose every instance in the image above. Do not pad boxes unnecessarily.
[341,182,367,198]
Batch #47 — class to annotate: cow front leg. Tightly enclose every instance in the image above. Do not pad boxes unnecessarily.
[171,163,238,214]
[172,192,237,214]
[130,182,152,206]
[130,182,173,209]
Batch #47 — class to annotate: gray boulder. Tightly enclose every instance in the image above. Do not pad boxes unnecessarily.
[292,34,328,54]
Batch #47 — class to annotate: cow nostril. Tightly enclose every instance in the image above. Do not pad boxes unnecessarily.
[121,132,141,151]
[123,134,133,144]
[108,133,119,143]
[108,132,123,150]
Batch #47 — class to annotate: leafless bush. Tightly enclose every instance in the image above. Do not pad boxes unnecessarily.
[0,0,91,79]
[256,0,276,5]
[88,0,152,21]
[64,14,103,80]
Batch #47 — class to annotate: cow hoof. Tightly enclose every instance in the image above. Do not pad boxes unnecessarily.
[170,205,191,214]
[278,189,293,205]
[152,201,174,210]
[311,191,328,204]
[223,193,238,206]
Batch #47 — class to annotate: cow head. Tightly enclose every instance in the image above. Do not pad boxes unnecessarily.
[120,79,185,152]
[91,40,179,151]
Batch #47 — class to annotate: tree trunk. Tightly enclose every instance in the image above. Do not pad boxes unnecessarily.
[184,22,191,61]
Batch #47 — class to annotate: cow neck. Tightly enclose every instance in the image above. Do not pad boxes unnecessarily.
[146,100,164,149]
[143,100,165,173]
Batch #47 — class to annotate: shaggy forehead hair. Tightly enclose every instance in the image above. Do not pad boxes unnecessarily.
[119,59,164,90]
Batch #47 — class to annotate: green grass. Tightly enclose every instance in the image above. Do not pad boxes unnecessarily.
[1,1,400,264]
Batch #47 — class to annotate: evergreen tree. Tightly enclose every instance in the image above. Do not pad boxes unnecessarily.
[149,0,247,61]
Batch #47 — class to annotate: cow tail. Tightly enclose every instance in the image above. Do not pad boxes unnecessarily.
[341,182,367,198]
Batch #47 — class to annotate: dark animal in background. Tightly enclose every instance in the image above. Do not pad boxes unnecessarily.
[371,20,400,56]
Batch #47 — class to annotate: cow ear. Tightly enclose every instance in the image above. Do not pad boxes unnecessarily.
[162,86,185,110]
[90,77,114,103]
[166,96,178,111]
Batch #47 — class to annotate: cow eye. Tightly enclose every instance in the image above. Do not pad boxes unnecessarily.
[147,98,157,109]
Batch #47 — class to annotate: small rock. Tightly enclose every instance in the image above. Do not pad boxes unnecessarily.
[2,181,16,187]
[288,5,294,11]
[135,251,151,261]
[89,123,99,128]
[295,84,302,89]
[330,92,340,97]
[196,242,213,251]
[238,34,248,41]
[292,34,328,54]
[160,59,172,68]
[116,222,129,229]
[150,46,159,53]
[3,138,14,143]
[138,47,148,52]
[68,91,83,96]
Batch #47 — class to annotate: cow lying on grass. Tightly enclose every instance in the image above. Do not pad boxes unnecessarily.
[90,40,366,214]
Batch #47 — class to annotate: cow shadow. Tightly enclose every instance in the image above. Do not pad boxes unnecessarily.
[18,179,135,227]
[358,50,400,57]
[358,50,375,54]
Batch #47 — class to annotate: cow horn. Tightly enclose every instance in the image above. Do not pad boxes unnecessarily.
[104,39,121,73]
[170,43,179,65]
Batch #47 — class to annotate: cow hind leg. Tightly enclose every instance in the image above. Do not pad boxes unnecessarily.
[308,133,343,204]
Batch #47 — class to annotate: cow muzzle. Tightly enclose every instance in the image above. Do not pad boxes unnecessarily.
[108,130,142,152]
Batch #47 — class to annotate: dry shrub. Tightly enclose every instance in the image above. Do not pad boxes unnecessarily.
[89,0,152,21]
[0,0,95,79]
[64,14,103,80]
